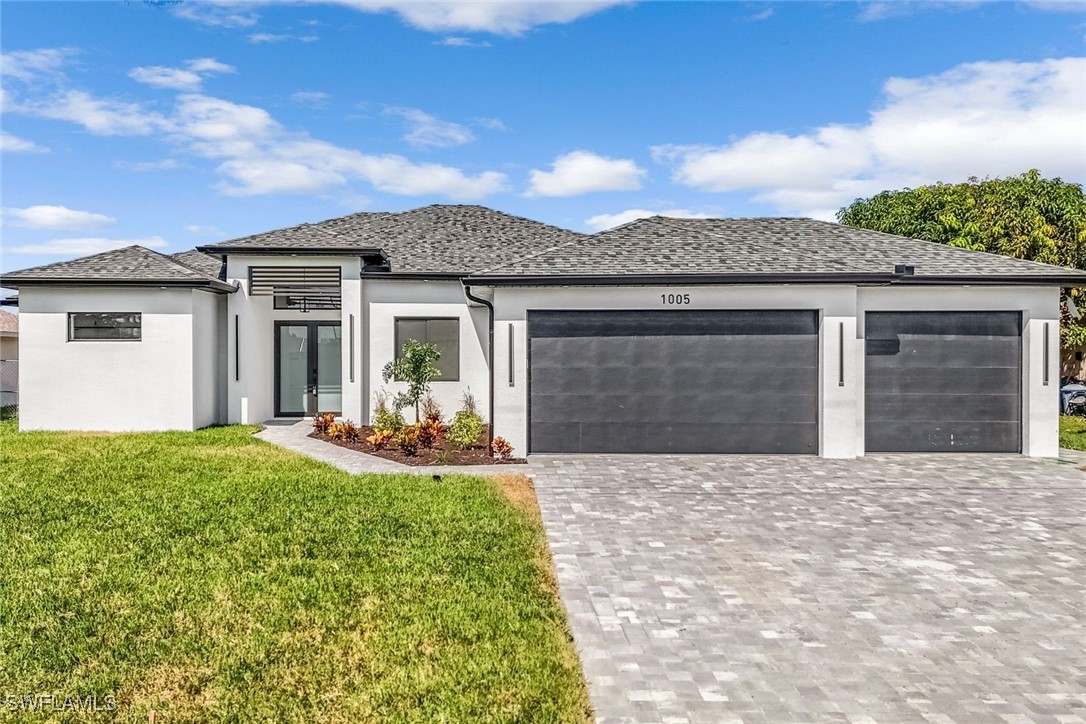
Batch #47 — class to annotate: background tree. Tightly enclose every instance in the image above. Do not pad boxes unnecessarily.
[838,170,1086,347]
[383,339,440,422]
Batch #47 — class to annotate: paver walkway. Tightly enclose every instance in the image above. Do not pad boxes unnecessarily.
[530,453,1086,723]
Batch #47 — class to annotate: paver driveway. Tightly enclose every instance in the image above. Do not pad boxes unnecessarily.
[528,454,1086,723]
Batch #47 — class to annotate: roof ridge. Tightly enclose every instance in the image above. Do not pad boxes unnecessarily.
[472,232,588,275]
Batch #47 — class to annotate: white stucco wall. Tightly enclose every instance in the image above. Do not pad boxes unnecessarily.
[489,283,1060,458]
[192,290,226,429]
[17,287,199,431]
[225,255,358,424]
[362,279,489,424]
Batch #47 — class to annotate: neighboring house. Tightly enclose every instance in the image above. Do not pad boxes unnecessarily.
[0,309,17,408]
[2,204,1083,457]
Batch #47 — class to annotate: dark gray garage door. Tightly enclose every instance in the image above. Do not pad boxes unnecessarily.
[528,310,819,454]
[865,312,1021,452]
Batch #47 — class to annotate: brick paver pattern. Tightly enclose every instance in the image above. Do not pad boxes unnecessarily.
[527,454,1086,724]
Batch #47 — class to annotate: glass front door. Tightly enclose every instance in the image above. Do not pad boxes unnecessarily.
[275,322,341,416]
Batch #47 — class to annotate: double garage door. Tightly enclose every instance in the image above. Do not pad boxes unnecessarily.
[527,310,1022,454]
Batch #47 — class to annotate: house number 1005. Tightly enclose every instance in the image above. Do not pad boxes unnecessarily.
[661,294,691,305]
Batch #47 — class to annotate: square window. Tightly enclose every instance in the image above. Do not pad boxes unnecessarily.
[394,317,459,381]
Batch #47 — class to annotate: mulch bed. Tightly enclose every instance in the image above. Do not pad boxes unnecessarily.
[309,426,527,466]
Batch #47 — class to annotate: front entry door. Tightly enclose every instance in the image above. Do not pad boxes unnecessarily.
[275,322,342,417]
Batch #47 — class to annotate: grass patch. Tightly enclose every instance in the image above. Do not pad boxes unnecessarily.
[0,420,589,722]
[1059,415,1086,451]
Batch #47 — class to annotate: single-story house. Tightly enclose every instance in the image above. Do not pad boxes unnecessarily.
[3,204,1083,457]
[0,308,18,408]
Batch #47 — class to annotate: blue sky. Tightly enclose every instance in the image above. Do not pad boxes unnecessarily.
[1,0,1084,274]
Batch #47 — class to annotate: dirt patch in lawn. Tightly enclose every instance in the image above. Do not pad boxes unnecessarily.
[309,427,526,466]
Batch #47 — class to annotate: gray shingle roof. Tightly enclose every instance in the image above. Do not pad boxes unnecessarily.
[4,208,1083,288]
[0,309,17,334]
[0,245,235,291]
[170,249,225,279]
[200,204,585,273]
[472,216,1086,282]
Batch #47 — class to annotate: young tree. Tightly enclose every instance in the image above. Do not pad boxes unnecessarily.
[838,170,1086,347]
[383,339,441,422]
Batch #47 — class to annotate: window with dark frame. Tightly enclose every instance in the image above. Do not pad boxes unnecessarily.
[394,317,460,381]
[68,312,142,341]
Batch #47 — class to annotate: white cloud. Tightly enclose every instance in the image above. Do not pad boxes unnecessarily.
[584,208,713,232]
[114,158,184,171]
[185,224,226,236]
[171,3,259,28]
[0,47,77,82]
[129,66,203,91]
[384,107,475,148]
[4,53,508,200]
[438,36,491,47]
[171,93,507,197]
[129,57,235,91]
[472,116,506,131]
[858,1,981,21]
[329,1,629,35]
[6,236,168,255]
[0,131,49,153]
[186,58,235,74]
[654,57,1086,219]
[248,32,319,43]
[2,205,116,231]
[748,7,774,21]
[16,89,169,136]
[290,91,330,107]
[526,150,646,197]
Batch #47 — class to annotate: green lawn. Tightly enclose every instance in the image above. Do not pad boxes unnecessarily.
[1059,414,1086,451]
[0,420,589,722]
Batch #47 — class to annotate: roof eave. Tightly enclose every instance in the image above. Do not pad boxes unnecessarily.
[195,245,383,256]
[0,278,239,293]
[466,272,1086,287]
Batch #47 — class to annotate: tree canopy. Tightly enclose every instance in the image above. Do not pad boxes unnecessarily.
[838,170,1086,347]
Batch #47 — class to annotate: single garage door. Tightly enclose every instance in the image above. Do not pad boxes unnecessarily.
[865,311,1022,452]
[527,309,819,454]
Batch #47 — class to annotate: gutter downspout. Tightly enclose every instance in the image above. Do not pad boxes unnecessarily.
[462,283,495,443]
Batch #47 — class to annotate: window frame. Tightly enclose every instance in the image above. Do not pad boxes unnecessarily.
[67,312,142,342]
[393,316,460,382]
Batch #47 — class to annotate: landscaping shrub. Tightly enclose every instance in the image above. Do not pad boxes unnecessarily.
[490,437,514,460]
[448,410,484,450]
[460,388,480,416]
[421,394,443,423]
[418,417,445,450]
[373,391,406,433]
[396,424,421,456]
[365,428,395,450]
[312,412,336,434]
[328,420,360,443]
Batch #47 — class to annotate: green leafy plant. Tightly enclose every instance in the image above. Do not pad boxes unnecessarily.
[490,437,514,460]
[383,340,441,422]
[312,412,336,435]
[372,390,405,433]
[838,170,1086,348]
[448,410,484,450]
[396,424,421,456]
[327,420,360,443]
[365,428,395,450]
